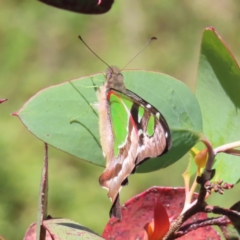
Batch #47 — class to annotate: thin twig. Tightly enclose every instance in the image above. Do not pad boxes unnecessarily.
[205,205,240,218]
[164,136,239,239]
[163,183,208,239]
[225,149,240,156]
[175,215,230,238]
[214,141,240,155]
[164,135,215,239]
[37,143,49,240]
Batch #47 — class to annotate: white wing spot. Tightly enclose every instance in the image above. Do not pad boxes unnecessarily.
[138,115,142,123]
[165,132,168,138]
[146,104,152,109]
[137,145,146,155]
[138,129,143,136]
[156,112,160,119]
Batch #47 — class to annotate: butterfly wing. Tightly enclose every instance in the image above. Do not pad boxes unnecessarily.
[99,89,139,201]
[99,88,171,218]
[125,89,171,166]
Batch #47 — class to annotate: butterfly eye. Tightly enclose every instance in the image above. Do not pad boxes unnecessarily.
[106,67,114,77]
[106,72,113,82]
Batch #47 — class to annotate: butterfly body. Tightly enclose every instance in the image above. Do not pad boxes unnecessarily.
[97,66,171,219]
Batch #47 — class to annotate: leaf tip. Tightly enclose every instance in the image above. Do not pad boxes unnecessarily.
[205,26,215,32]
[0,98,7,104]
[11,112,18,117]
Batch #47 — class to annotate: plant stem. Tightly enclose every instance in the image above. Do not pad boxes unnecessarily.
[200,134,215,172]
[214,140,240,154]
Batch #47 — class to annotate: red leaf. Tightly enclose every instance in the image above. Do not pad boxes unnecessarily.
[102,187,220,240]
[38,0,114,14]
[145,200,170,240]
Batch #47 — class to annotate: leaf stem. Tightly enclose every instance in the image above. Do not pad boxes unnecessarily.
[200,134,215,172]
[214,140,240,155]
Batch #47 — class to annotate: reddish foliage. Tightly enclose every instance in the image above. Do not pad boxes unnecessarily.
[144,200,170,240]
[23,222,52,240]
[38,0,114,14]
[102,187,220,240]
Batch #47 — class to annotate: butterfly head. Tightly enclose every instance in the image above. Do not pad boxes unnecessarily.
[106,66,126,92]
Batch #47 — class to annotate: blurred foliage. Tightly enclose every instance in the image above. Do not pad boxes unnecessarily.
[1,0,240,239]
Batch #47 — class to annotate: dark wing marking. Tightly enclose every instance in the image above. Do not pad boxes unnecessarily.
[123,89,171,166]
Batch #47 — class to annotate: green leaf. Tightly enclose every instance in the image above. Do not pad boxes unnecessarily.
[15,70,202,172]
[196,27,240,183]
[43,218,104,240]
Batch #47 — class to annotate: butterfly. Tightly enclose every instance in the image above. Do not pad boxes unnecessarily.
[97,66,172,219]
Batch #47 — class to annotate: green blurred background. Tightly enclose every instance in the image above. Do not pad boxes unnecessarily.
[1,0,240,239]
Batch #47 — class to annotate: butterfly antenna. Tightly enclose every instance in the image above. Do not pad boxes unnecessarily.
[121,37,157,71]
[78,35,113,71]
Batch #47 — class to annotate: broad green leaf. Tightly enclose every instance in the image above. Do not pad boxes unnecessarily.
[16,70,202,172]
[38,0,114,14]
[196,27,240,183]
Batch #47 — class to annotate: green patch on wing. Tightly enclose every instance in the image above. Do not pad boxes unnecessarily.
[138,107,144,120]
[147,115,155,136]
[109,91,132,156]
